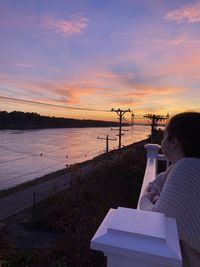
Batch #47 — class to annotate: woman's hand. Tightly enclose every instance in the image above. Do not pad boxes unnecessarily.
[143,190,160,204]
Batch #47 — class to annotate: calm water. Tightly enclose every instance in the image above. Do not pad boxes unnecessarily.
[0,125,150,190]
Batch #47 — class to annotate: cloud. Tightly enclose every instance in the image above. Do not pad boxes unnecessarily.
[42,13,89,37]
[10,63,36,69]
[0,74,96,106]
[165,1,200,23]
[0,66,194,115]
[81,69,187,108]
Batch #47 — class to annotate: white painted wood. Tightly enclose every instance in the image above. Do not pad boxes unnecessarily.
[137,144,160,207]
[91,207,182,267]
[157,153,170,168]
[157,154,167,161]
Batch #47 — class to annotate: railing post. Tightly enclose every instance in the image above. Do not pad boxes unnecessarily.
[145,143,161,159]
[91,207,182,267]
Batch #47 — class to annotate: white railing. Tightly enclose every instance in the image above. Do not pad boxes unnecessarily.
[137,144,170,208]
[91,144,182,267]
[137,144,160,208]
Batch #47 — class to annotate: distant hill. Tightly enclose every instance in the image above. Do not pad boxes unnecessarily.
[0,111,127,130]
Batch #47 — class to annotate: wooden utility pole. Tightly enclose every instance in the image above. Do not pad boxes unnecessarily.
[111,108,131,149]
[143,114,169,143]
[166,113,170,123]
[97,135,116,153]
[131,112,134,126]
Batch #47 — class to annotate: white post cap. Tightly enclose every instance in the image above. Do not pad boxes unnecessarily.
[145,144,161,158]
[91,207,182,267]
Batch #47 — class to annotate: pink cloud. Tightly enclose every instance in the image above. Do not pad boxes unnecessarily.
[42,13,89,37]
[165,1,200,23]
[0,68,193,115]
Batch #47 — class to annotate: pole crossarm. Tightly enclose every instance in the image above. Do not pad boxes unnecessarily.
[97,136,116,141]
[97,135,117,153]
[143,113,169,143]
[143,114,168,121]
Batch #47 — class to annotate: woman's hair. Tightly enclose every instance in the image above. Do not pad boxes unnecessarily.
[166,112,200,158]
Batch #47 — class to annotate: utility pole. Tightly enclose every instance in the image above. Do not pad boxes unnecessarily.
[143,114,169,143]
[97,135,116,153]
[111,108,131,149]
[166,113,170,123]
[131,112,134,126]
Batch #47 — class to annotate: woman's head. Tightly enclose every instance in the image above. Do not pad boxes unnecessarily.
[162,112,200,160]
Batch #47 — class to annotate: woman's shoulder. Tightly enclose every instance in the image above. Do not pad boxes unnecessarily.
[168,157,200,185]
[175,157,200,170]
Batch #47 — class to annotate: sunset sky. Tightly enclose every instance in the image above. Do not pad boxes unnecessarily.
[0,0,200,122]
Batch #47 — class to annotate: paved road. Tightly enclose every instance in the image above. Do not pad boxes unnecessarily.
[0,163,94,221]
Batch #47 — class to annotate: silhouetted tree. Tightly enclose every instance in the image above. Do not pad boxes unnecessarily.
[0,111,127,130]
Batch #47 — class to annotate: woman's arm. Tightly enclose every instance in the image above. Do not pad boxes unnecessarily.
[139,164,173,210]
[141,158,200,252]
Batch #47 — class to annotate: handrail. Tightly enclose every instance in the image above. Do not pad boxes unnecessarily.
[137,144,160,208]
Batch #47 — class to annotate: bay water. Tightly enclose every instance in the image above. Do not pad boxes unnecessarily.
[0,125,150,190]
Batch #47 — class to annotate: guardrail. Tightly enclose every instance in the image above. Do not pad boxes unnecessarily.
[91,144,182,267]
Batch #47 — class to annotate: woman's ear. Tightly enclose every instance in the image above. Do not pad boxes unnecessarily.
[171,136,178,145]
[171,136,183,151]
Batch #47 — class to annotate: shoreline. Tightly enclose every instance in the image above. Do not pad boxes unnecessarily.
[0,123,149,131]
[0,139,148,199]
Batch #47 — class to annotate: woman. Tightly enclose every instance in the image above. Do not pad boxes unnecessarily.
[140,112,200,267]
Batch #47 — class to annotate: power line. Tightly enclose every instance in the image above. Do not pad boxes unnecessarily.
[0,146,68,164]
[0,96,110,112]
[0,145,35,156]
[0,154,42,164]
[0,145,64,156]
[5,146,111,181]
[0,144,103,164]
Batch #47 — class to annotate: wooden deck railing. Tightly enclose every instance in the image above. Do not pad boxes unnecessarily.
[91,144,182,267]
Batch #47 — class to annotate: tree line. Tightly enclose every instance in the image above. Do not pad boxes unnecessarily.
[0,111,125,130]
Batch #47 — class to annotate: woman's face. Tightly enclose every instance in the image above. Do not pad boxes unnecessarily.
[161,128,184,163]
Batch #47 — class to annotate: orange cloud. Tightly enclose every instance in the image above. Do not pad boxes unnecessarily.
[42,13,89,37]
[103,84,186,108]
[165,2,200,23]
[0,74,96,105]
[93,67,186,96]
[0,66,195,118]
